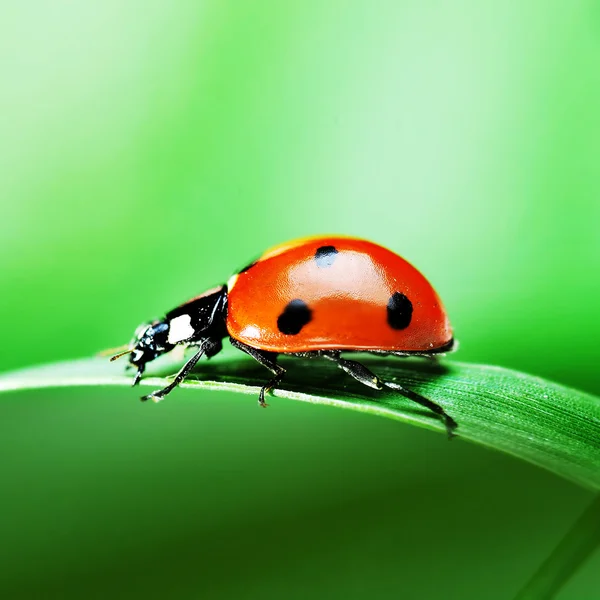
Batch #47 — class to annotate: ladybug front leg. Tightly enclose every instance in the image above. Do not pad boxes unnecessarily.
[230,338,286,407]
[140,346,206,402]
[323,353,458,438]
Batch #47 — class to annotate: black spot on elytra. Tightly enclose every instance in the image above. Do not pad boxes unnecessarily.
[315,245,338,268]
[277,299,312,335]
[387,292,413,330]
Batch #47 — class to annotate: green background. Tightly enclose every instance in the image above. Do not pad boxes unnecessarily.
[1,1,599,598]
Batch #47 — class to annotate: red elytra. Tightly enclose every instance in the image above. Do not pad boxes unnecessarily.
[226,236,453,353]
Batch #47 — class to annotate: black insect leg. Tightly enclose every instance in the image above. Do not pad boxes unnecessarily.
[141,346,206,402]
[323,353,458,438]
[230,338,286,407]
[132,364,145,387]
[322,353,384,390]
[384,381,458,438]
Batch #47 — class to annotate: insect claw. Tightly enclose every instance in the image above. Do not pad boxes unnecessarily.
[132,368,144,387]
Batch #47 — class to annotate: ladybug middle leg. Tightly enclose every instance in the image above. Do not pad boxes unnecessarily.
[321,353,384,390]
[323,352,458,438]
[230,338,286,407]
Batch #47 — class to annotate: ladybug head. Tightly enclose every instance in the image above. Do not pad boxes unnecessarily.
[130,320,173,365]
[110,319,174,385]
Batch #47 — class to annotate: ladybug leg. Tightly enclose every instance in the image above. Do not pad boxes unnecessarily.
[132,363,145,387]
[140,346,206,402]
[258,367,286,408]
[324,353,458,438]
[322,353,383,390]
[383,381,458,439]
[230,338,285,407]
[139,336,222,402]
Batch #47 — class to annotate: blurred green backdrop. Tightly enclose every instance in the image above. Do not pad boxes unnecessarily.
[1,1,599,598]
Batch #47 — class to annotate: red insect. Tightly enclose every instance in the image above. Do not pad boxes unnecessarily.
[111,236,457,434]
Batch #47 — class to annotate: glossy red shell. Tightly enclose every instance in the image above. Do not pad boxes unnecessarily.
[226,236,453,353]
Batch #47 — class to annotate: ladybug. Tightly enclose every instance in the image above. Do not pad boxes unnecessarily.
[111,236,457,435]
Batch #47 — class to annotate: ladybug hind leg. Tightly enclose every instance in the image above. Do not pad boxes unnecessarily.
[384,380,458,439]
[230,338,286,407]
[323,352,458,439]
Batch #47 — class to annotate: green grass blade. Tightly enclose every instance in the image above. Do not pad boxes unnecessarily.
[514,493,600,600]
[1,355,599,489]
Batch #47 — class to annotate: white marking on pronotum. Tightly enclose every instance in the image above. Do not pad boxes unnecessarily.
[227,274,238,291]
[168,314,195,344]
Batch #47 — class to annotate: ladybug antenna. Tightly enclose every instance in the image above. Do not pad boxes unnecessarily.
[109,348,135,362]
[97,344,133,360]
